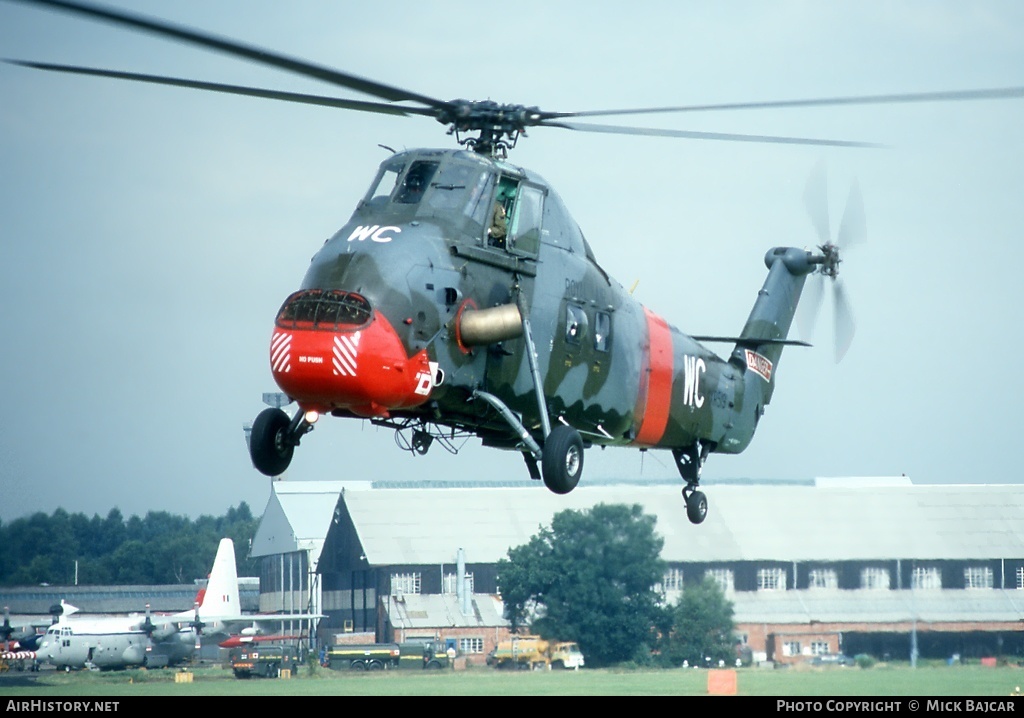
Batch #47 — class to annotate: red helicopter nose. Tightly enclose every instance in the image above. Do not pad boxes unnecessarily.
[269,290,434,418]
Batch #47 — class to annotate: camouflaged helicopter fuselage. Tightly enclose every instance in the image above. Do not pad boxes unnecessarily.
[292,148,805,460]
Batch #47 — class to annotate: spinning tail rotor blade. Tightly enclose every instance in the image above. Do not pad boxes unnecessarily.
[833,279,856,363]
[797,272,825,342]
[803,160,831,246]
[797,161,863,362]
[837,180,867,250]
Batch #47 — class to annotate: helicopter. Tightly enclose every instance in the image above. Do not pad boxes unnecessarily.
[7,0,1024,525]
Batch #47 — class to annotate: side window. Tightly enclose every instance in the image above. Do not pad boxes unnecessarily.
[565,304,588,345]
[508,185,544,257]
[594,311,611,352]
[488,176,519,249]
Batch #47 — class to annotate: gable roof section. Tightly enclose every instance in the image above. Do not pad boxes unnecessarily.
[250,481,351,564]
[338,483,1024,565]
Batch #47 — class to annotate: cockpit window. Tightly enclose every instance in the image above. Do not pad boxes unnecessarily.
[364,164,402,206]
[276,290,372,331]
[394,161,439,204]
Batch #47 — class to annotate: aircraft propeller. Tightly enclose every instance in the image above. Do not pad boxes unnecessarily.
[2,606,14,651]
[189,602,205,651]
[7,0,1024,157]
[797,160,866,363]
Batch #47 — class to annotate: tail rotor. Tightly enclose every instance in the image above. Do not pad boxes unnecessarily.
[796,160,865,362]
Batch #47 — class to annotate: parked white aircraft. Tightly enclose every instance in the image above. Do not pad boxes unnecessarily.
[32,538,317,671]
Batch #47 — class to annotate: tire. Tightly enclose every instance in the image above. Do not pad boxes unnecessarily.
[249,407,294,477]
[368,661,383,671]
[542,425,584,494]
[426,660,443,670]
[350,661,366,671]
[686,490,708,524]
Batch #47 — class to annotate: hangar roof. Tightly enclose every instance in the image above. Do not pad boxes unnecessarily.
[250,481,352,565]
[383,593,508,631]
[336,481,1024,565]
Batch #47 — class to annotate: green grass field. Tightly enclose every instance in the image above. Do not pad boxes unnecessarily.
[2,663,1022,697]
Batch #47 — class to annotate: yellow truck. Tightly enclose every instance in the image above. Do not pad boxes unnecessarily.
[486,636,585,670]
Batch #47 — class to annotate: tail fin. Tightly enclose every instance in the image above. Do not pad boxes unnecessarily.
[195,538,241,621]
[731,247,817,407]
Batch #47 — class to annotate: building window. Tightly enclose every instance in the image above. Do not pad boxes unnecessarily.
[811,641,830,655]
[1017,566,1024,590]
[860,567,890,590]
[757,568,786,591]
[964,566,994,589]
[912,566,942,590]
[662,568,684,591]
[704,568,734,594]
[443,572,475,595]
[782,641,801,657]
[808,568,838,589]
[390,572,421,595]
[459,637,484,654]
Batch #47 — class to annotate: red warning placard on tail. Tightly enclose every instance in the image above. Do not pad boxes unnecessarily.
[744,349,773,383]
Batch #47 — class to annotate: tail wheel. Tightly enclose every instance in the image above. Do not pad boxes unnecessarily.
[685,489,708,525]
[249,407,294,477]
[542,425,584,494]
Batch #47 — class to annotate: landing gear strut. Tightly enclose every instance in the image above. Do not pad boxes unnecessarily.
[674,442,710,525]
[249,407,314,477]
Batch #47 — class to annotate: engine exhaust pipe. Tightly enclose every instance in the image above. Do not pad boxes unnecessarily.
[458,303,523,346]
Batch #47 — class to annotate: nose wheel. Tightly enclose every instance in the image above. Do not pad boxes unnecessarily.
[249,407,313,477]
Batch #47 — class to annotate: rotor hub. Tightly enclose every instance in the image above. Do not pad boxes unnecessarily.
[816,243,842,278]
[437,100,543,156]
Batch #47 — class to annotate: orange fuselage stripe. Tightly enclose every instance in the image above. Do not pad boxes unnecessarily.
[635,307,673,445]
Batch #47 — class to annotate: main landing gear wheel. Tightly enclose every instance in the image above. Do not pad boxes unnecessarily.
[684,487,708,525]
[542,425,584,495]
[249,407,294,477]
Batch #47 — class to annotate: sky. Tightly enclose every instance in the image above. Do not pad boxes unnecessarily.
[1,0,1022,523]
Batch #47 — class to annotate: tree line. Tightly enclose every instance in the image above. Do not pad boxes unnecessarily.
[0,504,260,587]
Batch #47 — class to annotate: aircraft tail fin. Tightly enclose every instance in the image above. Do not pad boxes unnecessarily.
[197,538,241,620]
[730,247,816,407]
[170,538,241,623]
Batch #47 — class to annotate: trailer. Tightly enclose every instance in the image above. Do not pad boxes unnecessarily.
[323,641,450,671]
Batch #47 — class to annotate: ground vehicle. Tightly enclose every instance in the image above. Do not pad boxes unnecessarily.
[323,642,449,671]
[810,653,855,667]
[229,644,298,679]
[487,636,584,670]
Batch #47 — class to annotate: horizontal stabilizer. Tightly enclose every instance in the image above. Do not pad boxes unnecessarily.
[691,335,811,347]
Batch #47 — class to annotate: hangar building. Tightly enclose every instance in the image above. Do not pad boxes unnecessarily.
[257,477,1024,665]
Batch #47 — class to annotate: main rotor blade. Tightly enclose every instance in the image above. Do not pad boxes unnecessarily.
[548,86,1024,120]
[546,121,881,148]
[3,60,434,118]
[5,0,449,110]
[836,180,867,249]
